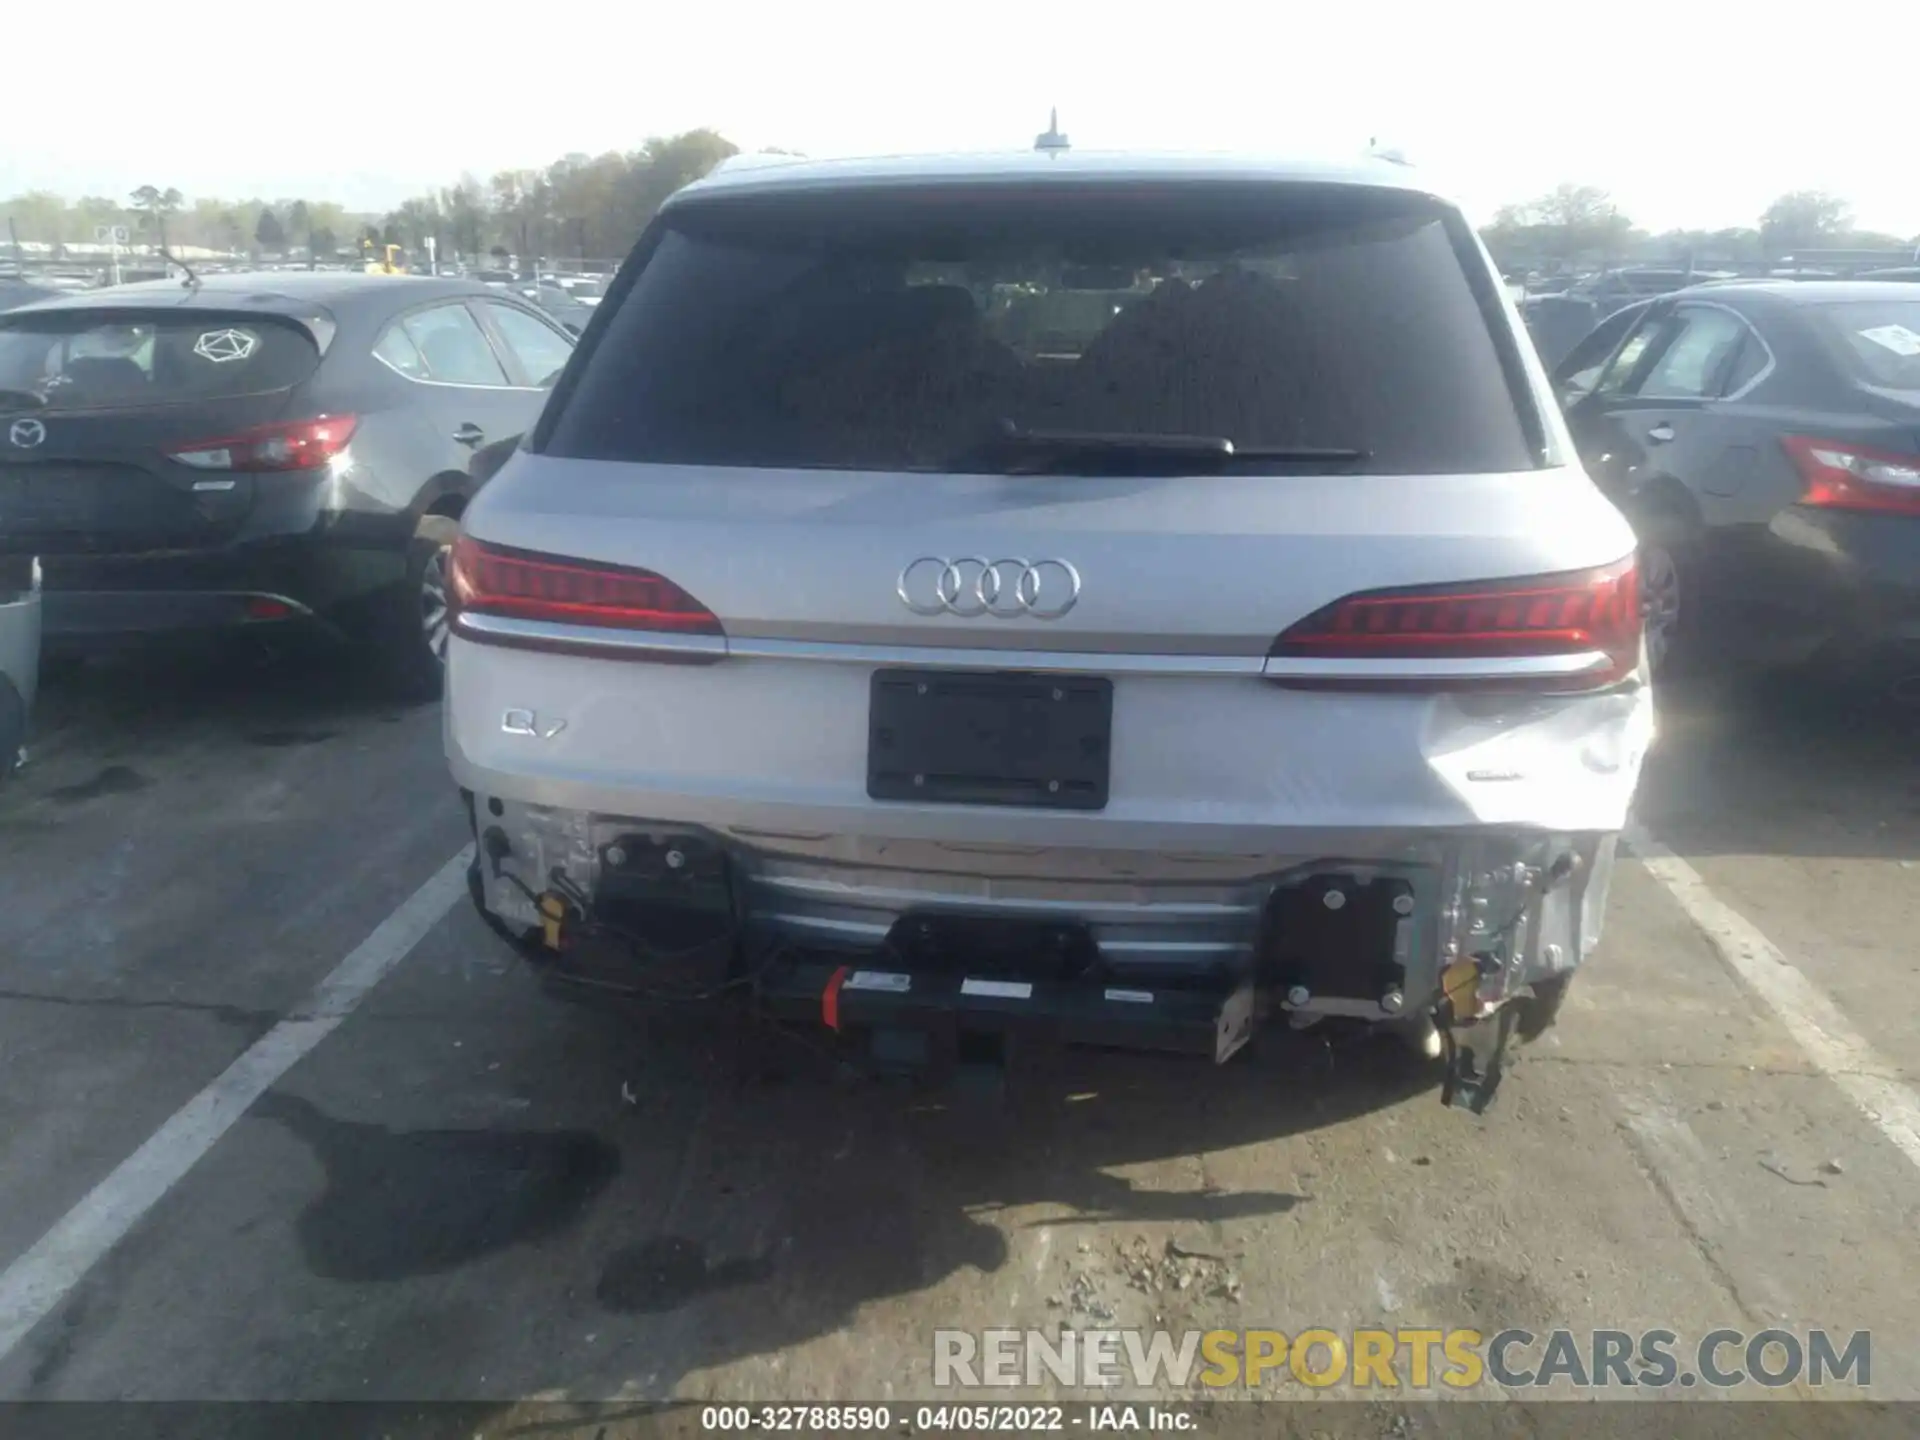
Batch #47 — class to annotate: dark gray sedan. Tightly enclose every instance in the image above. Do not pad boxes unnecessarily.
[1,270,575,698]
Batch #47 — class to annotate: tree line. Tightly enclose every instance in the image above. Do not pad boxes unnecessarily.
[6,149,1916,275]
[2,186,364,261]
[1482,184,1918,272]
[1,129,745,267]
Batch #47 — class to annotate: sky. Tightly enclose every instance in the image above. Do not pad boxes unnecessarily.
[7,0,1917,238]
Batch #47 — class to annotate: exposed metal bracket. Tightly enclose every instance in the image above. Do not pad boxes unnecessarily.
[1441,1005,1518,1114]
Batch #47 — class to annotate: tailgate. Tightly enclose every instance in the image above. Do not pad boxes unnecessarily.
[452,459,1650,840]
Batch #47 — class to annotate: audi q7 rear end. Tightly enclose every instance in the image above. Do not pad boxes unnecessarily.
[446,152,1652,1108]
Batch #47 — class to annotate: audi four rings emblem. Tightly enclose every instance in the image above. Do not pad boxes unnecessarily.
[7,418,46,449]
[897,556,1082,619]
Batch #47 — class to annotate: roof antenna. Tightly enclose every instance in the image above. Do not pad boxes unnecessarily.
[1034,108,1070,156]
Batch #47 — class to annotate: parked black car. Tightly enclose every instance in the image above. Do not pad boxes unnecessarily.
[1521,268,1712,370]
[1552,280,1920,684]
[526,283,597,336]
[1521,292,1610,369]
[0,272,575,695]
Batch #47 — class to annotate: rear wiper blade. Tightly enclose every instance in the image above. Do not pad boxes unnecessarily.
[948,422,1366,474]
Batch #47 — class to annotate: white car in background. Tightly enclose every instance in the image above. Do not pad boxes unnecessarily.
[0,555,38,779]
[445,149,1652,1111]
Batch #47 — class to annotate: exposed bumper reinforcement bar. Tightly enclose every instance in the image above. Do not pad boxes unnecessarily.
[753,955,1258,1065]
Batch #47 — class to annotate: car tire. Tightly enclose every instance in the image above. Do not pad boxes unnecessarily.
[367,514,460,702]
[1635,526,1691,680]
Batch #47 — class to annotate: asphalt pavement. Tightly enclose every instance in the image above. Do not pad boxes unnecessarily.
[0,639,1916,1427]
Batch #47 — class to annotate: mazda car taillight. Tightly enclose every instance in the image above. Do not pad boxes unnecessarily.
[1784,434,1920,516]
[165,415,358,472]
[1267,556,1642,691]
[447,535,724,656]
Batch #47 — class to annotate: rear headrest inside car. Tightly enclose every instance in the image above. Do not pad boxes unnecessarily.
[63,356,148,395]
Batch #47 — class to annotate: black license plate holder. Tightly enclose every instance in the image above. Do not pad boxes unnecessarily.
[867,669,1112,811]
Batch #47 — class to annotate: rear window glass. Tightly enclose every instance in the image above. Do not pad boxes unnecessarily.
[543,183,1540,475]
[1816,301,1920,390]
[0,312,320,411]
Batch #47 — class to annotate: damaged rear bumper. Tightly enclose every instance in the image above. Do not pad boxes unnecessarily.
[463,792,1620,1094]
[450,666,1651,1105]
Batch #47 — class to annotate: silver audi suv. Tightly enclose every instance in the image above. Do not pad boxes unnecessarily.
[445,149,1652,1109]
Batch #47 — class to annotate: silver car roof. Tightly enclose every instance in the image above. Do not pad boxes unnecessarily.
[670,149,1452,209]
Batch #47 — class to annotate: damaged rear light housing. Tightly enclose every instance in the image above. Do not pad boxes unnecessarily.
[447,534,725,659]
[1266,556,1642,691]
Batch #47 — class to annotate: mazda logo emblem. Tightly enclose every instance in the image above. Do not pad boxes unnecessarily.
[7,418,46,449]
[897,556,1082,620]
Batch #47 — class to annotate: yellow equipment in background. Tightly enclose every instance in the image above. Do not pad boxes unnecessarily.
[361,241,406,275]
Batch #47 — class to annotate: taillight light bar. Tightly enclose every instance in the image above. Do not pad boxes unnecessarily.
[165,415,358,472]
[447,534,726,661]
[1783,434,1920,516]
[1266,556,1642,691]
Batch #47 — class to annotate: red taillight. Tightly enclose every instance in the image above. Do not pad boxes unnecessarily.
[1783,434,1920,516]
[1268,556,1642,691]
[447,534,723,638]
[165,415,358,473]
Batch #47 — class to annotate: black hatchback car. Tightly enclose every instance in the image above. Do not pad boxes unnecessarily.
[0,271,575,695]
[1552,280,1920,683]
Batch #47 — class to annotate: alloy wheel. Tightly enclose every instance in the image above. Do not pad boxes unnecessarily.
[420,544,452,662]
[1640,542,1680,675]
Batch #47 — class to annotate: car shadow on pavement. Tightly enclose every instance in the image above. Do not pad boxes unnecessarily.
[1633,668,1918,861]
[221,993,1436,1404]
[444,1000,1433,1400]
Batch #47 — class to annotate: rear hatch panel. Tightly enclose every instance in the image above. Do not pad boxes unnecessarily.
[0,309,320,555]
[1,396,296,552]
[452,457,1648,841]
[465,460,1625,660]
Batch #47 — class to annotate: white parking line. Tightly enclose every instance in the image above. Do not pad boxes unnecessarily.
[1614,1089,1795,1322]
[0,846,473,1370]
[1626,824,1920,1174]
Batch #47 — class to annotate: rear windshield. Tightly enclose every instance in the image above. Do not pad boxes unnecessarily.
[1815,301,1920,390]
[542,183,1540,475]
[0,311,321,412]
